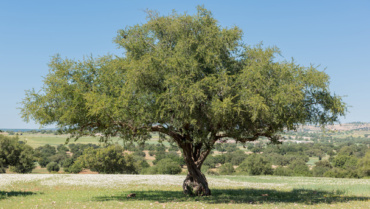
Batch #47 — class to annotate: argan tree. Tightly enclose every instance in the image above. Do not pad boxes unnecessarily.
[21,7,346,196]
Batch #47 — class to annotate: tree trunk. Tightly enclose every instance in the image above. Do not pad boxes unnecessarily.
[181,143,212,196]
[182,166,211,196]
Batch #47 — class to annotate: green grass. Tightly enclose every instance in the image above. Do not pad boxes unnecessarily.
[307,157,320,165]
[16,132,174,148]
[0,175,369,208]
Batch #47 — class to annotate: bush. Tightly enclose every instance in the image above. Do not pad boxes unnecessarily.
[358,151,370,177]
[57,144,69,153]
[145,144,156,151]
[132,155,150,173]
[203,156,217,168]
[230,150,248,165]
[155,158,182,174]
[274,166,293,176]
[133,151,146,157]
[312,160,332,177]
[69,143,99,159]
[46,162,60,173]
[0,135,35,173]
[168,144,179,152]
[35,144,56,157]
[288,160,312,177]
[219,163,235,175]
[62,158,74,173]
[49,153,68,164]
[237,154,273,175]
[78,145,137,174]
[155,144,166,152]
[38,156,51,168]
[153,151,184,166]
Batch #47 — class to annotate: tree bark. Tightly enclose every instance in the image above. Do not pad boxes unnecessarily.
[182,164,211,196]
[181,142,211,196]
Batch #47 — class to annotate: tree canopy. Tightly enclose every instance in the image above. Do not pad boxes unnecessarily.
[0,135,35,173]
[21,6,346,196]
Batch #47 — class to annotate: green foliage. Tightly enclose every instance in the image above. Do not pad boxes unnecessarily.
[0,135,35,173]
[219,163,235,175]
[357,151,370,177]
[46,162,60,173]
[35,144,56,158]
[274,166,294,176]
[63,158,83,173]
[133,156,150,173]
[57,144,69,152]
[332,155,357,169]
[312,160,332,177]
[68,143,99,159]
[154,158,182,174]
[288,160,312,177]
[224,150,248,166]
[77,145,137,174]
[133,151,146,157]
[237,154,273,175]
[21,6,346,143]
[38,156,51,168]
[153,151,184,166]
[21,6,346,185]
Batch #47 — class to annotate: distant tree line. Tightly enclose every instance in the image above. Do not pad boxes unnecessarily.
[1,134,369,178]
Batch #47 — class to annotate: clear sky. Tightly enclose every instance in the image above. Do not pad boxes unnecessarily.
[0,0,369,129]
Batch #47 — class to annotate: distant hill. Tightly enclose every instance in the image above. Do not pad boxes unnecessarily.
[297,122,370,132]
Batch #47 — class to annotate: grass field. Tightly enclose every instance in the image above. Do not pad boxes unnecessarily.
[15,133,170,148]
[1,174,369,208]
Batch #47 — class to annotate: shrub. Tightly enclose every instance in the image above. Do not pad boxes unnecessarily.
[168,144,179,151]
[203,156,217,168]
[46,162,60,173]
[62,158,75,173]
[35,144,56,157]
[57,144,69,153]
[214,143,226,152]
[312,160,332,177]
[78,145,137,174]
[0,135,35,173]
[133,151,146,157]
[145,144,156,151]
[237,154,273,175]
[155,158,182,174]
[324,168,351,178]
[49,153,68,164]
[155,144,166,152]
[358,151,370,177]
[219,163,235,175]
[274,166,293,176]
[288,160,312,177]
[225,145,238,153]
[153,151,184,166]
[69,143,99,159]
[132,155,150,173]
[230,151,248,165]
[38,156,51,168]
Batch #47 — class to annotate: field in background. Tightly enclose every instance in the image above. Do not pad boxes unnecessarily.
[0,174,369,208]
[10,132,171,148]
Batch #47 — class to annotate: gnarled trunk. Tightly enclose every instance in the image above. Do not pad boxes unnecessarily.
[180,142,212,196]
[182,167,211,196]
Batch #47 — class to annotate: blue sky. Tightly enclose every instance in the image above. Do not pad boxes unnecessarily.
[0,0,369,129]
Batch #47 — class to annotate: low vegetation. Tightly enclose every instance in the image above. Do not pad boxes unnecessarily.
[0,174,369,208]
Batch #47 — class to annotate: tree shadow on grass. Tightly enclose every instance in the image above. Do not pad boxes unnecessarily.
[0,191,38,200]
[94,188,370,205]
